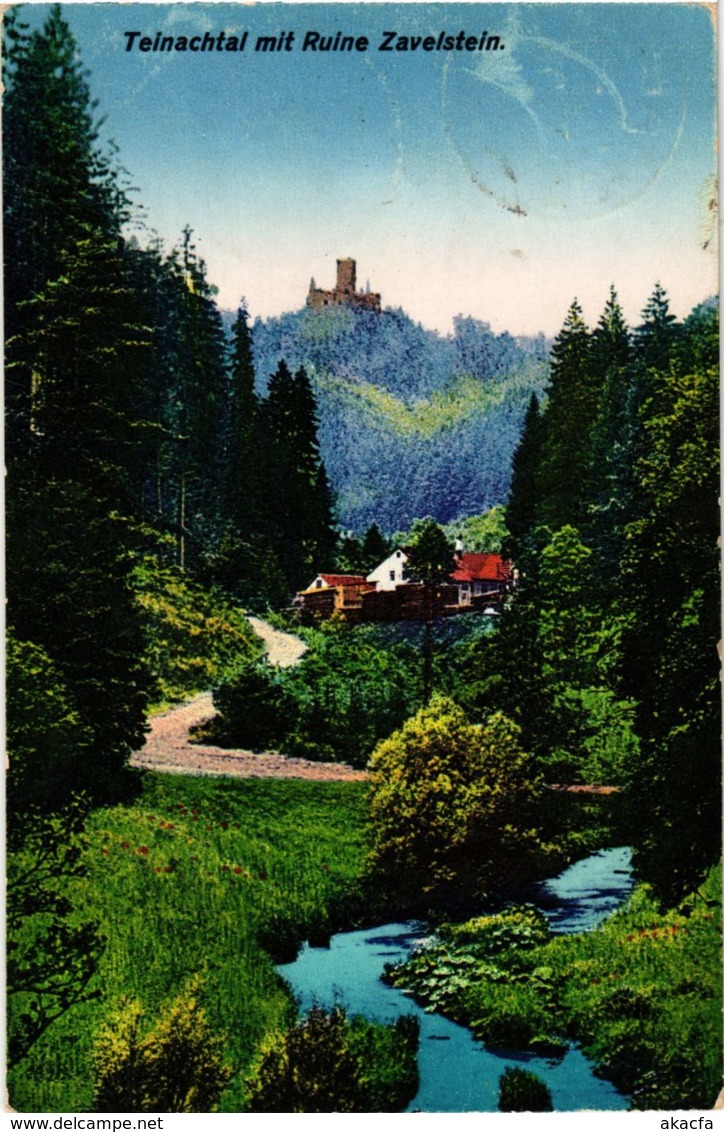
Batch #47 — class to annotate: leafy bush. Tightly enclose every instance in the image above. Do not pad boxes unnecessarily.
[368,697,557,905]
[441,906,551,956]
[93,976,231,1112]
[544,685,640,787]
[386,908,553,1023]
[498,1067,553,1112]
[281,626,416,764]
[212,662,293,751]
[7,800,102,1067]
[467,980,554,1048]
[244,1005,419,1112]
[442,505,509,554]
[6,634,105,1067]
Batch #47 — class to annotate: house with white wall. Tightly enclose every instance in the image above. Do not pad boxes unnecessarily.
[366,548,411,591]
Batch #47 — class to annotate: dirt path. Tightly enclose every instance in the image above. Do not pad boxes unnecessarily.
[130,620,367,782]
[246,616,308,667]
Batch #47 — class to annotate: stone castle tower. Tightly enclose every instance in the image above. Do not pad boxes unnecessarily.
[306,259,381,313]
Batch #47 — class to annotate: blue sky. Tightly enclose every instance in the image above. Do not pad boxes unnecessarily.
[17,3,718,335]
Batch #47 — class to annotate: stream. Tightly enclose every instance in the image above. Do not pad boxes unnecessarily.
[278,846,634,1112]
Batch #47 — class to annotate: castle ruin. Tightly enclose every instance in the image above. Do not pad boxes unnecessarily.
[306,258,381,313]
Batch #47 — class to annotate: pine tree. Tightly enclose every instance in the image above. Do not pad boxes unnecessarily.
[225,303,260,525]
[587,288,634,587]
[361,523,391,573]
[263,361,337,593]
[536,299,595,532]
[10,235,157,504]
[4,7,152,796]
[4,4,123,459]
[619,306,720,901]
[634,282,679,373]
[504,391,544,566]
[198,301,274,598]
[165,230,228,569]
[7,467,151,799]
[407,518,454,703]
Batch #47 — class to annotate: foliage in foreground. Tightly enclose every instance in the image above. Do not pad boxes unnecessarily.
[244,1005,419,1112]
[7,799,102,1068]
[498,1068,553,1112]
[7,775,370,1113]
[368,697,561,909]
[388,866,722,1109]
[6,632,104,1065]
[93,976,231,1112]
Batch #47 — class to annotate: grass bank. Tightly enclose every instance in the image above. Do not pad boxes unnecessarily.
[9,773,370,1113]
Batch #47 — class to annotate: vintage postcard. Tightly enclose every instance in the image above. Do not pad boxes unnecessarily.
[4,0,720,1121]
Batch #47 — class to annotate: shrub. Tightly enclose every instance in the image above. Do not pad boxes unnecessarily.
[212,661,293,751]
[352,1014,420,1112]
[6,632,93,822]
[498,1067,553,1112]
[467,981,554,1049]
[368,697,554,905]
[282,631,415,766]
[442,906,551,957]
[93,977,231,1112]
[7,800,101,1067]
[244,1005,419,1112]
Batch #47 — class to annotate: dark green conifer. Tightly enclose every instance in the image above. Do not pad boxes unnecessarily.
[4,4,123,458]
[263,361,337,593]
[504,391,544,565]
[361,523,391,573]
[587,287,634,589]
[634,281,679,372]
[536,299,595,532]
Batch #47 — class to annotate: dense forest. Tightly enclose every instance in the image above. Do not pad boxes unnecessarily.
[5,4,721,1117]
[251,305,549,531]
[487,288,720,906]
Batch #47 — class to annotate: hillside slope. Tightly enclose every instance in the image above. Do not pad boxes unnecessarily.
[248,305,549,532]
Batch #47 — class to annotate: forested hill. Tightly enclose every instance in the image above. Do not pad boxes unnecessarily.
[233,304,550,532]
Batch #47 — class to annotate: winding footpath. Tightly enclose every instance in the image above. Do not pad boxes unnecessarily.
[130,618,368,782]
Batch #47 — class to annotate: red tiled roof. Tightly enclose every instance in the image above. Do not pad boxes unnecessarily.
[317,574,367,586]
[451,554,513,583]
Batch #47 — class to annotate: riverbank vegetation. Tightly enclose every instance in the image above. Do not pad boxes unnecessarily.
[244,1006,419,1112]
[368,697,564,911]
[386,865,722,1109]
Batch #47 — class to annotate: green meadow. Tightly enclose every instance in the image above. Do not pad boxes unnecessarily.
[9,775,370,1113]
